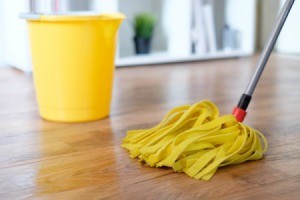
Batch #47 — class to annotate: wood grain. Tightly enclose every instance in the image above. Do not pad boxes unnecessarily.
[0,54,300,200]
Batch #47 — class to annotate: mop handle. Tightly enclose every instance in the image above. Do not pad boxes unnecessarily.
[233,0,295,122]
[246,0,295,95]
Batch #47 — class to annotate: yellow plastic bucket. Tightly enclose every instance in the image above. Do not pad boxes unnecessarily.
[22,13,125,122]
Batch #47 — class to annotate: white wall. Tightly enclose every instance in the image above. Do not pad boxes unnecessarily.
[225,0,257,54]
[162,0,192,56]
[1,0,32,71]
[0,0,6,67]
[276,0,300,54]
[90,0,118,13]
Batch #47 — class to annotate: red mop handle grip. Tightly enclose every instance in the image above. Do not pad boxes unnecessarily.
[232,107,247,122]
[233,94,252,122]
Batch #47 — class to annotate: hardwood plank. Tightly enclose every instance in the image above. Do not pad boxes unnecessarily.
[0,54,300,199]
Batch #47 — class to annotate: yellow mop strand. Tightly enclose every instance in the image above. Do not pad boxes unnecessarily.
[122,101,267,181]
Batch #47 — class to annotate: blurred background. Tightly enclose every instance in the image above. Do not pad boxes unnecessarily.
[0,0,299,72]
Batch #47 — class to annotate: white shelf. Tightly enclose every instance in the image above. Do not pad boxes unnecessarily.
[116,0,257,66]
[116,50,251,67]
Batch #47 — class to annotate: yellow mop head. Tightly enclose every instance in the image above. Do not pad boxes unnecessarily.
[122,100,268,181]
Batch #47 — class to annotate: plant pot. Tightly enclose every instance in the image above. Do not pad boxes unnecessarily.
[134,37,152,55]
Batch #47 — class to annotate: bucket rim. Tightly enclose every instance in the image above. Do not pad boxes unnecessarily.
[20,12,125,21]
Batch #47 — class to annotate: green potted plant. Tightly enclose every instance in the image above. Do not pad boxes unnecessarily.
[133,13,156,55]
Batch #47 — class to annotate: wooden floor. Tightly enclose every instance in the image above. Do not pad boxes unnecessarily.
[0,54,300,200]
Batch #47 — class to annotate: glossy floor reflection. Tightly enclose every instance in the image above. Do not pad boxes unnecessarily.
[0,54,300,199]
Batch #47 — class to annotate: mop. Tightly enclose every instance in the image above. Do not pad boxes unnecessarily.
[122,0,295,180]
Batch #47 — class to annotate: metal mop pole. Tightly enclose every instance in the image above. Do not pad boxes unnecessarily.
[232,0,296,122]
